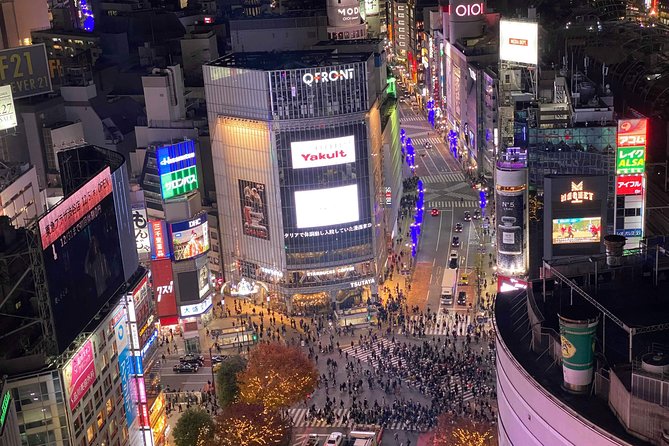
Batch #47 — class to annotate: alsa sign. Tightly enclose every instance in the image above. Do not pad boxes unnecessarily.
[302,68,355,86]
[291,135,356,169]
[616,175,643,196]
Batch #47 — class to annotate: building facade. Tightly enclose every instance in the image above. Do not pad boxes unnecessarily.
[204,51,397,314]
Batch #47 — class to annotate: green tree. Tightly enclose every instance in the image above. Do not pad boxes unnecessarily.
[173,408,214,446]
[215,355,247,408]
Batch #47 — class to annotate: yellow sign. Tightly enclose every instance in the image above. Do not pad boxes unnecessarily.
[560,181,594,204]
[561,335,576,359]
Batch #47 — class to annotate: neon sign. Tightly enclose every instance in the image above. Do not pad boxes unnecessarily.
[302,68,355,86]
[560,181,594,204]
[451,2,484,16]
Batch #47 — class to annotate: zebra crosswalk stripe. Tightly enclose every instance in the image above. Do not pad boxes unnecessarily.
[425,200,479,209]
[400,115,424,122]
[340,338,401,369]
[412,137,443,146]
[287,408,411,430]
[421,172,466,184]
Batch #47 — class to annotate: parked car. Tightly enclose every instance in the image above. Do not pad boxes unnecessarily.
[454,223,463,233]
[457,291,467,306]
[173,363,199,373]
[463,211,471,221]
[179,354,204,366]
[451,236,460,248]
[431,208,440,216]
[326,432,344,446]
[448,250,459,269]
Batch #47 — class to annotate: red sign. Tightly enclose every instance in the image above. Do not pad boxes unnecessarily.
[616,174,643,196]
[150,220,170,260]
[151,259,177,319]
[617,119,648,147]
[65,340,96,411]
[509,38,528,46]
[497,276,528,293]
[39,167,112,249]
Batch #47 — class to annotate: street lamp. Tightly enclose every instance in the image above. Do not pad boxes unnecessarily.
[588,257,598,296]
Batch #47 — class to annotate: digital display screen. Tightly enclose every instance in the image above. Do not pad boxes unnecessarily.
[169,214,210,261]
[156,140,199,200]
[291,135,356,169]
[552,217,601,245]
[294,185,359,228]
[238,179,269,240]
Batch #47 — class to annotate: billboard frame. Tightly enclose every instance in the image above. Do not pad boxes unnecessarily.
[0,44,53,99]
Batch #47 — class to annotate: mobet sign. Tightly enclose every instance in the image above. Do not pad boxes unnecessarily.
[560,181,595,204]
[302,68,355,86]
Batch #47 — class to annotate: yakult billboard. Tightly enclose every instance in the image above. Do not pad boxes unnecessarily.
[291,135,356,169]
[63,340,96,411]
[499,20,538,65]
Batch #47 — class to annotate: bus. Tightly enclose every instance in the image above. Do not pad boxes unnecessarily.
[441,269,458,305]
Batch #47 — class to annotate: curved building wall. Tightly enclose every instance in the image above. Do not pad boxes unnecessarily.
[495,166,528,276]
[495,323,634,446]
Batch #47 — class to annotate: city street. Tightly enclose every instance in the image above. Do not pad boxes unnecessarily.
[159,92,499,446]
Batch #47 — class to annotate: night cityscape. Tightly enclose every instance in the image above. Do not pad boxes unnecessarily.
[1,0,669,445]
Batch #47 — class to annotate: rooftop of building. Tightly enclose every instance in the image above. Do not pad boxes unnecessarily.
[313,38,384,47]
[229,9,326,20]
[496,245,669,445]
[206,50,372,71]
[0,163,34,192]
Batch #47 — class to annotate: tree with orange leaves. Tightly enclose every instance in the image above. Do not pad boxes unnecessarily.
[237,342,318,410]
[214,403,291,446]
[433,412,497,446]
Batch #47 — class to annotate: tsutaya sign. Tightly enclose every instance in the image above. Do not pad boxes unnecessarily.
[302,68,355,86]
[560,181,595,204]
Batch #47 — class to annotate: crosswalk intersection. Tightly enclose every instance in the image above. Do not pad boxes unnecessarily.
[400,115,426,122]
[426,200,480,209]
[287,408,409,429]
[411,137,443,147]
[421,172,466,183]
[340,337,400,369]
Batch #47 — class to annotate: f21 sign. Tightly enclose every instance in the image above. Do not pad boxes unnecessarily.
[616,174,643,196]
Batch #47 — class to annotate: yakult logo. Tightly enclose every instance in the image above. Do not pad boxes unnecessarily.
[302,68,355,86]
[291,135,356,169]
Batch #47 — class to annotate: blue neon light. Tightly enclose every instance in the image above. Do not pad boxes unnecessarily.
[79,0,95,32]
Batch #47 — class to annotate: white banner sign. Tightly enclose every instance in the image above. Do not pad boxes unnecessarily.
[0,85,17,131]
[291,135,356,169]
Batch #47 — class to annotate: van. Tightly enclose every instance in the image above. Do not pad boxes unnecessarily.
[440,290,453,306]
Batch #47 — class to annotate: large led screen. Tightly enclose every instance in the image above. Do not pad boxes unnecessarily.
[238,179,269,240]
[156,140,199,200]
[294,185,359,228]
[169,214,210,261]
[552,217,601,245]
[499,20,538,65]
[42,186,125,352]
[291,135,356,169]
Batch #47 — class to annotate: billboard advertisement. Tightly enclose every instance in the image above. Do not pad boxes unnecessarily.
[295,185,359,228]
[499,20,538,65]
[114,312,136,427]
[0,85,17,130]
[156,140,199,200]
[198,264,210,298]
[616,174,644,196]
[238,179,269,240]
[63,340,96,411]
[552,217,601,245]
[616,146,645,174]
[0,44,52,99]
[151,259,177,322]
[149,220,171,260]
[291,135,356,169]
[39,167,112,250]
[41,172,125,352]
[496,194,524,256]
[169,214,210,261]
[132,205,151,257]
[617,119,647,147]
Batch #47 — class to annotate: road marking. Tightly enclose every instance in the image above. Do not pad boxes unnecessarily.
[436,211,443,251]
[433,258,436,266]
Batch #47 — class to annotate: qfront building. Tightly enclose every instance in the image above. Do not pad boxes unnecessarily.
[204,50,400,315]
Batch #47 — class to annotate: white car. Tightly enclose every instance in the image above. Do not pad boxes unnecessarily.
[326,432,344,446]
[448,250,459,269]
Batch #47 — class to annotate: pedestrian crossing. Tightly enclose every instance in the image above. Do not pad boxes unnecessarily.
[340,338,400,369]
[407,312,473,337]
[287,408,409,429]
[400,115,425,122]
[421,172,466,183]
[426,200,479,209]
[412,137,443,147]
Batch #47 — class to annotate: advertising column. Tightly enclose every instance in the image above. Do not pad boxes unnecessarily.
[615,118,647,250]
[495,162,528,277]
